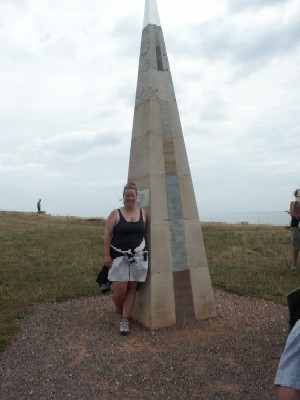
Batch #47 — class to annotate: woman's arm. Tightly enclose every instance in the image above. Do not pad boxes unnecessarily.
[142,208,147,226]
[290,202,295,216]
[104,209,118,267]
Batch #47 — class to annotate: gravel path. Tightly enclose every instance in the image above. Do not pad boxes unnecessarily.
[0,289,288,400]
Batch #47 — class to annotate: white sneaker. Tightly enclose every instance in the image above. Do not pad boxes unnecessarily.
[291,265,297,270]
[120,319,129,336]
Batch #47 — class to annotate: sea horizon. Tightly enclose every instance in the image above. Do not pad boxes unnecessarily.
[200,210,290,226]
[0,208,291,226]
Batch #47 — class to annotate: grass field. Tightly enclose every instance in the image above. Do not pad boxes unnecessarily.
[0,212,297,352]
[203,222,296,303]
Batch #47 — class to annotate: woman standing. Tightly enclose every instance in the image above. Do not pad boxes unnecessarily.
[104,183,148,335]
[290,189,300,270]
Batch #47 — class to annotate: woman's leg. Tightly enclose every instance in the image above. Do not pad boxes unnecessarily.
[112,282,127,311]
[292,250,298,267]
[122,281,138,319]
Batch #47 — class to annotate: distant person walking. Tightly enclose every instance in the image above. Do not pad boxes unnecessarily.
[290,189,300,270]
[37,199,41,214]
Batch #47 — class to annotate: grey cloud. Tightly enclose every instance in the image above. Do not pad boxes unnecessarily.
[111,15,141,59]
[228,0,289,12]
[111,12,140,39]
[167,6,300,73]
[0,0,30,6]
[1,0,299,218]
[40,35,80,62]
[35,132,123,157]
[228,24,300,67]
[114,83,136,108]
[199,94,228,121]
[0,133,124,176]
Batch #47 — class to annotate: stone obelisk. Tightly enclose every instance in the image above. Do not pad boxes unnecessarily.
[128,0,216,329]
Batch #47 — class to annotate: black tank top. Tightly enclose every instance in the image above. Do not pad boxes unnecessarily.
[110,209,146,259]
[291,216,300,228]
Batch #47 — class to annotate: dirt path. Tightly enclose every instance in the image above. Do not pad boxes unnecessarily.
[0,289,288,400]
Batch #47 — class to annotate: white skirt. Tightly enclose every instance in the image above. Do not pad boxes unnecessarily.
[108,252,148,282]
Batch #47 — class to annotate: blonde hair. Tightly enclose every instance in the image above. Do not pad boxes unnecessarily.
[123,182,137,196]
[294,189,300,198]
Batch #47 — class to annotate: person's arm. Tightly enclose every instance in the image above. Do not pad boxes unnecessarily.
[278,386,300,400]
[290,201,300,219]
[104,209,118,267]
[290,202,295,217]
[142,208,147,226]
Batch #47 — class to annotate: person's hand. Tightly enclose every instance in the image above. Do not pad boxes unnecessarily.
[105,255,112,268]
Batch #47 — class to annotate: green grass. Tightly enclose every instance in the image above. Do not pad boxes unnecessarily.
[0,212,297,352]
[0,212,105,352]
[202,222,296,304]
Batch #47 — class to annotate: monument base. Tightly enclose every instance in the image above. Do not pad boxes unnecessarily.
[132,269,216,330]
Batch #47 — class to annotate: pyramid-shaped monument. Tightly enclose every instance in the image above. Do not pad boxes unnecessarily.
[128,0,216,328]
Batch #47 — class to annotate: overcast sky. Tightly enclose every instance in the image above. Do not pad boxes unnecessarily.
[1,0,300,221]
